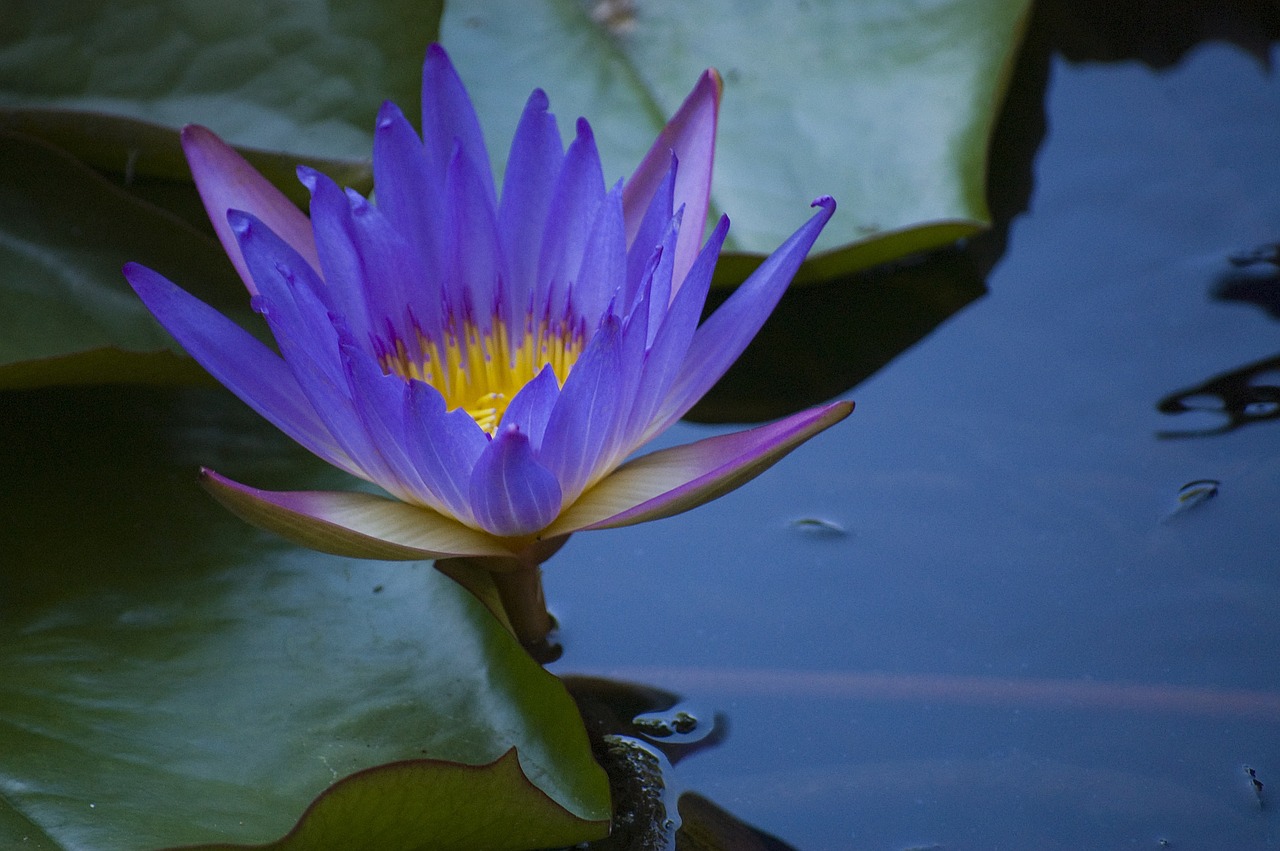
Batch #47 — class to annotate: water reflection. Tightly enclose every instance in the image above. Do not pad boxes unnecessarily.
[1158,245,1280,437]
[1158,353,1280,436]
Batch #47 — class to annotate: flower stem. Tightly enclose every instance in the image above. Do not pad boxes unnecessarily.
[491,565,551,645]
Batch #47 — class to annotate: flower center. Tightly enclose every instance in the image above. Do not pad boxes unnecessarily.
[380,317,585,434]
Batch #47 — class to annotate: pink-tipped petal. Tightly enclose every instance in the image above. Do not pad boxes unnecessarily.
[623,69,721,293]
[201,469,514,559]
[181,125,318,295]
[545,401,853,536]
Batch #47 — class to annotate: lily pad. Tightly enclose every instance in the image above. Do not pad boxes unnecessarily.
[441,0,1032,280]
[0,131,252,387]
[0,385,610,849]
[181,751,603,851]
[0,0,442,169]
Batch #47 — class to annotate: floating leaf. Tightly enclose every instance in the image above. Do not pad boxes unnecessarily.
[180,750,606,851]
[440,0,1032,280]
[0,131,251,387]
[0,386,609,849]
[0,1,443,170]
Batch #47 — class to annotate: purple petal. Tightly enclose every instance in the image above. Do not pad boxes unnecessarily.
[648,197,836,436]
[123,262,355,476]
[201,469,514,559]
[497,89,564,333]
[626,215,728,449]
[571,180,627,328]
[538,315,625,503]
[546,401,854,536]
[643,207,680,346]
[446,144,503,329]
[231,212,398,488]
[624,155,675,309]
[373,100,448,292]
[537,118,606,322]
[344,188,423,345]
[469,426,563,537]
[341,345,437,504]
[623,70,721,293]
[498,364,560,451]
[181,125,318,296]
[296,167,378,343]
[422,44,495,207]
[403,380,489,523]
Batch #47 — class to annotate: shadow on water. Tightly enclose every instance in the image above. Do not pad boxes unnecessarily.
[1158,248,1280,437]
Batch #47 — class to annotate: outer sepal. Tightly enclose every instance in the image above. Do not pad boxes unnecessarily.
[182,125,319,296]
[201,469,516,560]
[545,400,853,535]
[623,69,721,292]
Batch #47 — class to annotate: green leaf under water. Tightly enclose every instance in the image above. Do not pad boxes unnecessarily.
[0,386,610,850]
[440,0,1032,281]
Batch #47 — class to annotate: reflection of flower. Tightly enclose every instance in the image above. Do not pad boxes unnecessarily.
[125,45,849,580]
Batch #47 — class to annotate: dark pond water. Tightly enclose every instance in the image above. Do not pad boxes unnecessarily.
[544,5,1280,849]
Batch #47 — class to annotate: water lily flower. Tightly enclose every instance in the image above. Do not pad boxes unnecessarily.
[124,45,851,640]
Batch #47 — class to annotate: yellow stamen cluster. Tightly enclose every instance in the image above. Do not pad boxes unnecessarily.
[382,318,584,434]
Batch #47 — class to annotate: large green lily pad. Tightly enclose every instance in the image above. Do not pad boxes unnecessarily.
[0,0,1029,383]
[441,0,1032,280]
[0,386,609,849]
[0,0,441,171]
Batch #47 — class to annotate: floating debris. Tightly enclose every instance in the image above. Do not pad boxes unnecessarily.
[634,709,700,740]
[1245,765,1265,807]
[1161,480,1219,523]
[788,516,847,537]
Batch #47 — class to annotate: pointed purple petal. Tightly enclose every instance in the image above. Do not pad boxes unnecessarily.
[571,180,627,327]
[648,197,836,437]
[624,156,675,309]
[341,345,437,504]
[498,364,560,451]
[643,207,680,346]
[373,100,448,291]
[624,215,728,450]
[497,89,564,333]
[422,44,495,207]
[538,315,625,503]
[181,125,318,296]
[547,401,853,536]
[344,188,423,345]
[469,426,563,537]
[403,380,489,523]
[231,212,398,488]
[124,262,355,475]
[623,70,720,293]
[201,469,514,559]
[537,118,606,321]
[446,144,503,328]
[296,167,377,343]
